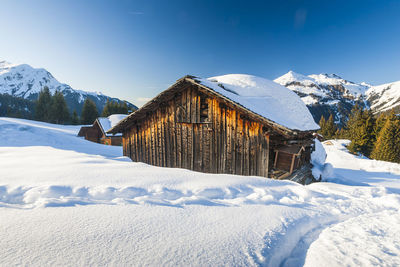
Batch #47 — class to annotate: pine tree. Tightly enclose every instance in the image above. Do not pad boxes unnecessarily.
[325,114,337,139]
[374,113,387,138]
[101,99,111,117]
[71,110,79,125]
[318,114,337,140]
[346,105,375,157]
[49,91,70,124]
[81,98,99,124]
[334,128,342,139]
[35,86,52,122]
[371,111,400,163]
[120,101,129,114]
[344,104,362,141]
[318,115,326,138]
[361,109,376,156]
[111,101,118,114]
[101,99,129,117]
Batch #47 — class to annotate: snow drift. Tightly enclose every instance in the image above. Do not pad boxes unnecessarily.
[1,118,400,266]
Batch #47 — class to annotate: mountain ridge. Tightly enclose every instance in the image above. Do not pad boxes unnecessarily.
[274,70,399,125]
[0,60,138,116]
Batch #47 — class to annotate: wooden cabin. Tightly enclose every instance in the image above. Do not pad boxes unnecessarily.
[108,75,319,182]
[78,114,127,146]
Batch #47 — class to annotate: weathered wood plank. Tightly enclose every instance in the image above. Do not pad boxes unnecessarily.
[226,109,232,173]
[209,98,215,173]
[193,124,200,171]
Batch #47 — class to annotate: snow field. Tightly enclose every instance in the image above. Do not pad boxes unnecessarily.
[1,118,400,266]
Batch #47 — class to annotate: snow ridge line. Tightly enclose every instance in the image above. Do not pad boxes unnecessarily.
[1,181,399,211]
[0,184,308,209]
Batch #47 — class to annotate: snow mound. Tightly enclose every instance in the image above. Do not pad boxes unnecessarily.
[98,114,128,136]
[311,139,331,180]
[197,74,319,131]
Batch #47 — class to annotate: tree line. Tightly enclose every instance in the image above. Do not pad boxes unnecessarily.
[35,86,130,125]
[318,105,400,163]
[0,93,35,119]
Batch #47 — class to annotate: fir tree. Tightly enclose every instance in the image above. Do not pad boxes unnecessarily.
[334,128,342,139]
[344,104,362,140]
[71,110,79,125]
[35,86,52,122]
[101,99,112,117]
[318,114,337,140]
[120,101,129,114]
[101,99,129,117]
[81,98,98,124]
[49,91,70,124]
[374,113,387,138]
[346,105,376,157]
[318,115,326,138]
[371,111,400,163]
[325,114,337,139]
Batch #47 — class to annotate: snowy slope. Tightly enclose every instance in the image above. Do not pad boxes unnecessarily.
[1,118,400,266]
[366,81,400,113]
[198,74,319,131]
[0,60,137,114]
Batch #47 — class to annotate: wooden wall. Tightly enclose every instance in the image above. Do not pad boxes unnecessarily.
[123,84,270,177]
[101,136,123,146]
[79,123,103,143]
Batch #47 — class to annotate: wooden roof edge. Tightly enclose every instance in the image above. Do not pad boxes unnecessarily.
[94,118,108,137]
[107,77,193,134]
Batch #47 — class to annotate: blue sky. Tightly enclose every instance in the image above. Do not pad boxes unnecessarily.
[1,0,400,107]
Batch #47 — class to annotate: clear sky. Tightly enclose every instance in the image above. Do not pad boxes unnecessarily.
[1,0,400,107]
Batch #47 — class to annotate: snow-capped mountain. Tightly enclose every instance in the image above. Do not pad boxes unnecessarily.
[0,60,137,115]
[274,71,372,125]
[366,81,400,114]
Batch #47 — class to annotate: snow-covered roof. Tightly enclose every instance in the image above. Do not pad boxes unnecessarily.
[109,74,319,134]
[196,74,319,131]
[98,114,128,136]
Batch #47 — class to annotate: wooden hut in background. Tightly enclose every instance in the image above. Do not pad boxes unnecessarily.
[78,114,127,146]
[108,75,319,182]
